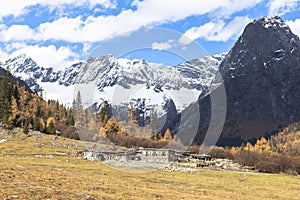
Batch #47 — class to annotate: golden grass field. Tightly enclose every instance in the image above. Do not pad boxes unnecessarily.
[0,130,299,200]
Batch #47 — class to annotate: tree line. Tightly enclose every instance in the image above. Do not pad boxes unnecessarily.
[0,68,75,136]
[189,125,300,175]
[72,91,175,148]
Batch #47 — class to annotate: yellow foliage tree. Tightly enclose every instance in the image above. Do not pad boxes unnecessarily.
[105,117,120,134]
[39,118,45,132]
[245,142,254,152]
[163,128,172,141]
[8,96,19,125]
[99,127,107,137]
[230,146,238,156]
[254,137,271,153]
[46,117,56,134]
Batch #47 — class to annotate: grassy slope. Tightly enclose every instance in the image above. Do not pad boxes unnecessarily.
[0,130,299,200]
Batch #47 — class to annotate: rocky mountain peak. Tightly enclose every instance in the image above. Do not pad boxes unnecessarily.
[254,16,288,29]
[9,53,30,62]
[205,16,300,144]
[221,16,300,81]
[5,54,40,73]
[161,17,300,147]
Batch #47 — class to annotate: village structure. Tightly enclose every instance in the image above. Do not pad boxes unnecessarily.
[78,147,253,172]
[79,148,178,168]
[78,147,217,168]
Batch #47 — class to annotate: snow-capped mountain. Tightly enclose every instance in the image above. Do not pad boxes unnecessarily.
[0,52,225,112]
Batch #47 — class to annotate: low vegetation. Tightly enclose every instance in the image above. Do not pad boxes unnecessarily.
[1,129,300,199]
[194,124,300,175]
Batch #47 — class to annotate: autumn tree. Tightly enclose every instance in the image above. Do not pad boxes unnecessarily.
[254,137,271,153]
[245,142,254,152]
[8,96,19,126]
[46,117,56,134]
[163,128,172,141]
[105,117,120,134]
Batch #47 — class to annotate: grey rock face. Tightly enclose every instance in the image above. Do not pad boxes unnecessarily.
[195,16,300,146]
[224,17,300,120]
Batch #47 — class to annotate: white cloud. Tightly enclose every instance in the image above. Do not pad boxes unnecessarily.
[268,0,300,16]
[0,0,117,19]
[0,25,37,42]
[0,0,263,67]
[179,16,252,44]
[11,45,80,69]
[286,18,300,36]
[37,16,83,42]
[151,39,174,50]
[87,0,117,9]
[0,0,262,43]
[179,21,225,44]
[212,0,263,18]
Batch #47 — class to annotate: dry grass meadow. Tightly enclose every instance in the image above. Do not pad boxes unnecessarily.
[0,130,299,200]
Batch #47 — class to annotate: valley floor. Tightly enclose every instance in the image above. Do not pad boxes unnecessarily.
[0,130,299,200]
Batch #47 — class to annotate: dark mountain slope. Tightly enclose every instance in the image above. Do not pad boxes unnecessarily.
[191,16,300,146]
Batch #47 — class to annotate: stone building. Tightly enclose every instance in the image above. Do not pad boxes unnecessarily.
[80,148,176,164]
[138,148,176,163]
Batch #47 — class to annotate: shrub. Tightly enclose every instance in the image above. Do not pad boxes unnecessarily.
[293,158,300,175]
[234,150,264,166]
[57,124,79,140]
[233,149,300,174]
[256,160,281,173]
[208,147,233,159]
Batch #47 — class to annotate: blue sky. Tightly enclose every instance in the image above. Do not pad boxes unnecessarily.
[0,0,300,68]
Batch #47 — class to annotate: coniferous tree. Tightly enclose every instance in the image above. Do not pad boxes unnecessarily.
[39,87,44,99]
[99,100,109,126]
[0,68,13,124]
[23,119,30,134]
[73,91,84,126]
[33,117,40,131]
[128,101,137,124]
[18,87,29,127]
[66,109,75,126]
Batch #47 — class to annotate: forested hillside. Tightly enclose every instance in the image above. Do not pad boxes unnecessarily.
[0,67,77,138]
